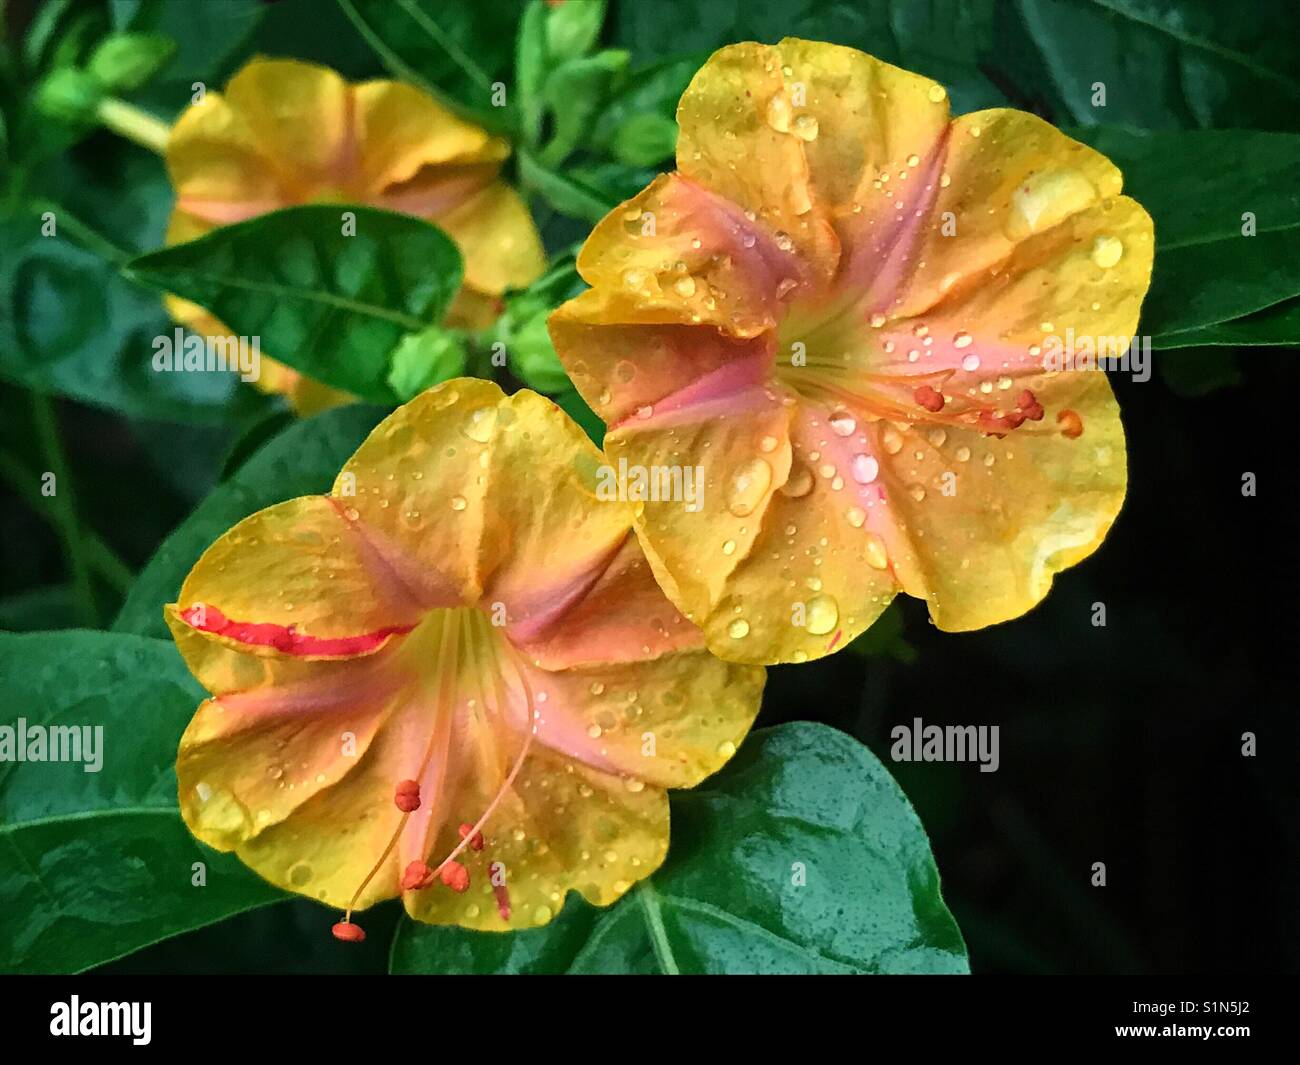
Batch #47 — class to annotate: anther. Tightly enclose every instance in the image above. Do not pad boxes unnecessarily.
[440,860,470,893]
[394,779,421,812]
[332,921,366,942]
[401,860,434,891]
[458,823,485,850]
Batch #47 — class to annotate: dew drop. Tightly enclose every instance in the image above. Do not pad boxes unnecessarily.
[830,410,856,436]
[727,618,751,639]
[864,532,889,570]
[1090,234,1124,268]
[450,495,467,511]
[727,458,773,516]
[851,453,880,483]
[805,594,839,635]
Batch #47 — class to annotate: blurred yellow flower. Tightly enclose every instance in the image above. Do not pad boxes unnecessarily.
[163,59,545,413]
[550,39,1154,664]
[166,380,763,934]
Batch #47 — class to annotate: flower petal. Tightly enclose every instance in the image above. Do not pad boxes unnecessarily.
[171,494,428,653]
[334,379,637,619]
[220,58,354,197]
[165,95,286,225]
[872,371,1126,631]
[435,181,546,296]
[676,42,840,279]
[353,78,509,195]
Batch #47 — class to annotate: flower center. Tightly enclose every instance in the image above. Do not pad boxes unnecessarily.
[772,292,1068,439]
[331,605,538,941]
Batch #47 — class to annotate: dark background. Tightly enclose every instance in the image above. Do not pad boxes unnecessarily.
[2,0,1296,974]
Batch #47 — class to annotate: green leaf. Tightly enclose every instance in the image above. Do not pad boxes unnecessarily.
[114,404,387,639]
[0,631,285,973]
[608,0,1009,115]
[390,722,968,974]
[493,250,585,394]
[547,0,607,63]
[115,0,264,117]
[86,32,176,94]
[1004,0,1300,132]
[124,205,464,404]
[515,0,548,147]
[610,111,678,168]
[386,325,468,401]
[518,148,616,222]
[539,49,630,165]
[338,0,525,132]
[0,207,255,423]
[1076,127,1300,345]
[590,54,701,158]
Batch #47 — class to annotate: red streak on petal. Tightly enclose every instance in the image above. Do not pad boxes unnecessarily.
[493,882,512,922]
[827,629,843,652]
[180,604,413,657]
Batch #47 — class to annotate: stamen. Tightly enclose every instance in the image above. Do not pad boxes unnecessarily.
[401,860,433,891]
[439,860,470,892]
[331,921,366,942]
[394,779,421,812]
[417,643,541,919]
[913,384,945,412]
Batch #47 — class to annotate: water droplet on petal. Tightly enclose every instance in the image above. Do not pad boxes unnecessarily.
[1090,234,1124,268]
[864,533,889,570]
[728,618,750,639]
[727,458,773,516]
[829,410,856,436]
[805,594,839,635]
[851,453,880,483]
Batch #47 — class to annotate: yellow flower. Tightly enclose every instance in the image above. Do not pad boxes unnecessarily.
[163,59,546,413]
[550,39,1154,664]
[166,380,763,934]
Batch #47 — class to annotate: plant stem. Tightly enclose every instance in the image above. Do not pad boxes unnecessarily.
[95,97,171,155]
[28,396,98,624]
[0,449,133,596]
